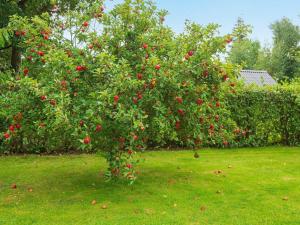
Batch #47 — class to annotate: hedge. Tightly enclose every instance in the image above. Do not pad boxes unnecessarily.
[227,84,300,147]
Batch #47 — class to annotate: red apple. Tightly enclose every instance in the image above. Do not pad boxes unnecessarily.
[114,95,119,103]
[137,73,143,80]
[3,133,10,139]
[61,80,67,87]
[37,51,44,56]
[128,149,133,155]
[76,65,86,72]
[50,99,56,106]
[40,95,47,101]
[9,125,15,132]
[155,64,161,70]
[203,70,209,78]
[133,97,138,104]
[126,164,132,169]
[79,120,84,127]
[178,109,185,116]
[83,21,89,27]
[84,136,91,144]
[143,43,148,49]
[176,97,183,104]
[196,98,203,105]
[133,135,139,141]
[23,68,29,76]
[95,124,102,132]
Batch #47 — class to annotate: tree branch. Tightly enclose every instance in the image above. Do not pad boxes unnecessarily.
[18,0,28,9]
[0,44,12,51]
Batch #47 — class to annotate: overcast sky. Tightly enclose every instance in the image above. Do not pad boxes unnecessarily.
[106,0,300,46]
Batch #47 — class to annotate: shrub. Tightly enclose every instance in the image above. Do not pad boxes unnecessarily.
[227,83,300,147]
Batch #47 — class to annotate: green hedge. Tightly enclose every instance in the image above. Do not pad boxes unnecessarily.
[227,85,300,147]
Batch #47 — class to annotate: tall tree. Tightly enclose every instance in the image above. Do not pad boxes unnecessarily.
[232,17,252,42]
[228,18,261,69]
[255,45,273,71]
[228,39,261,69]
[270,18,300,81]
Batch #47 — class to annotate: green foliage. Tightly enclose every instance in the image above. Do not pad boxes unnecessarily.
[227,84,300,147]
[269,18,300,81]
[228,39,261,69]
[228,18,262,70]
[0,28,12,48]
[0,0,238,182]
[0,28,12,70]
[255,46,273,71]
[232,17,253,42]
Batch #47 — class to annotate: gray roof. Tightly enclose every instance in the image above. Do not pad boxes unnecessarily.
[239,70,276,86]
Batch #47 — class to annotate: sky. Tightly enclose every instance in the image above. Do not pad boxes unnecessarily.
[106,0,300,45]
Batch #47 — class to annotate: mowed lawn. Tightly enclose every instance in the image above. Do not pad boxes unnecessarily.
[0,147,300,225]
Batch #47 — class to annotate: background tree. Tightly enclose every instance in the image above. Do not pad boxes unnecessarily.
[270,18,300,81]
[232,17,252,42]
[255,45,273,71]
[227,18,261,69]
[228,39,261,69]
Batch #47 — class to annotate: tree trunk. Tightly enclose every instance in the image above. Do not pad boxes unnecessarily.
[11,40,21,73]
[10,0,27,73]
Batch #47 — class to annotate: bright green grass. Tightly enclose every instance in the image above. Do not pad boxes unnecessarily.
[0,146,300,225]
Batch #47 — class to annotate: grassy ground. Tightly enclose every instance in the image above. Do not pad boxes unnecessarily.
[0,147,300,225]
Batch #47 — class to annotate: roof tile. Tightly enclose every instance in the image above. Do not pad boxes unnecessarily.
[239,70,276,86]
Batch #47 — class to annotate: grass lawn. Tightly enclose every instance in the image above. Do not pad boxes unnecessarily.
[0,147,300,225]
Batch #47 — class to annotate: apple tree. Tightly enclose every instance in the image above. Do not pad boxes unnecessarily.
[0,0,238,182]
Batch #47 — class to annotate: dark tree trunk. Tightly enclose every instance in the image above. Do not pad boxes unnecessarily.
[11,40,21,73]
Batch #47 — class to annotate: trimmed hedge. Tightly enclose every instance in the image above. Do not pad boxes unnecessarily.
[227,85,300,147]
